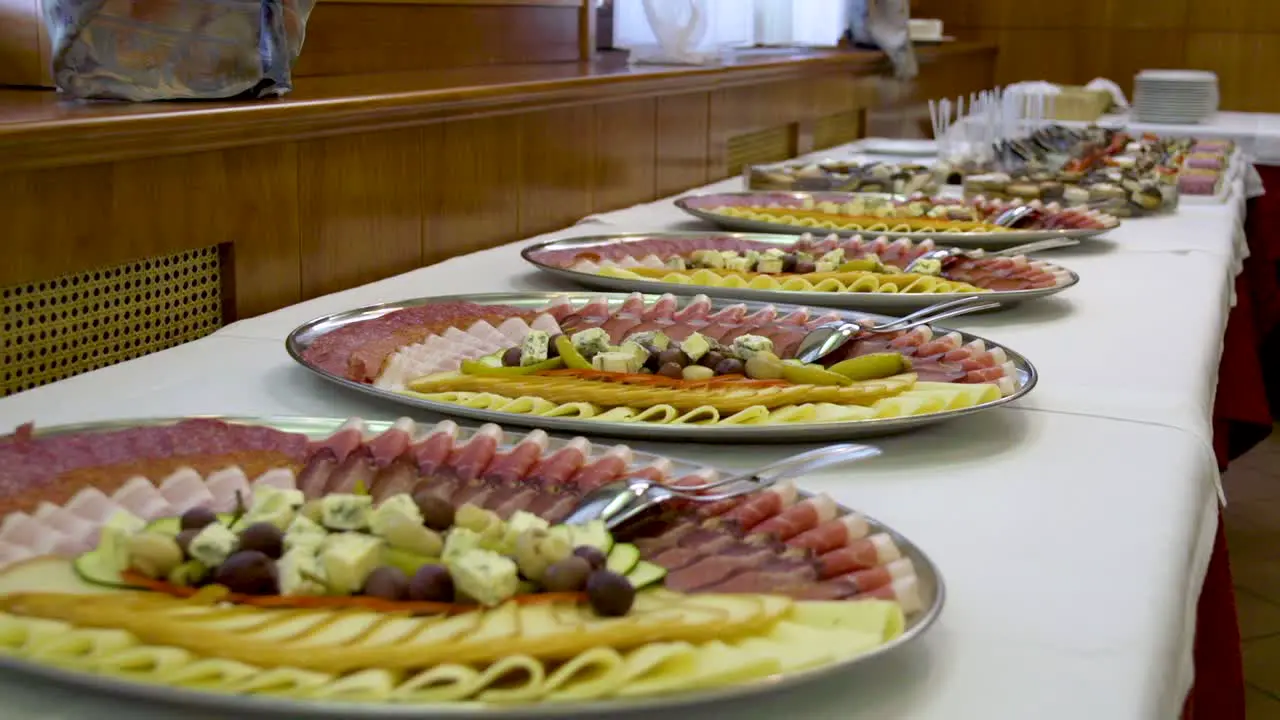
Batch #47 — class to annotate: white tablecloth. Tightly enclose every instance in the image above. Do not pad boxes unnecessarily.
[0,139,1247,719]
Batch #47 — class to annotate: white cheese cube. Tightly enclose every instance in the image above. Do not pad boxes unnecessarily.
[320,494,373,531]
[189,523,239,568]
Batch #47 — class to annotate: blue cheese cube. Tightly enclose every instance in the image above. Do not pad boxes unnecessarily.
[278,548,327,596]
[99,511,146,571]
[724,256,751,272]
[447,549,519,607]
[815,261,837,273]
[284,515,328,553]
[238,486,304,531]
[442,527,486,562]
[762,247,787,258]
[519,330,550,367]
[570,328,611,360]
[757,257,784,273]
[732,334,775,360]
[617,341,650,369]
[679,333,713,362]
[911,259,943,276]
[369,495,424,538]
[743,250,762,267]
[320,532,384,595]
[320,494,373,531]
[819,249,845,265]
[625,331,669,350]
[592,351,638,374]
[664,257,686,271]
[188,523,239,568]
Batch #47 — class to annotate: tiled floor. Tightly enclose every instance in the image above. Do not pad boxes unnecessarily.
[1225,425,1280,718]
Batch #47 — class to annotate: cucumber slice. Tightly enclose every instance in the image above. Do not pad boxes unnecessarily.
[625,560,667,590]
[569,520,613,553]
[605,543,640,575]
[71,549,142,590]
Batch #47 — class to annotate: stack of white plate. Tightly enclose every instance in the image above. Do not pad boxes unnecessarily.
[1133,70,1219,124]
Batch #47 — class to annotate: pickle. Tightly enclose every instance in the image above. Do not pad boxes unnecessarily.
[827,353,909,381]
[781,363,853,386]
[555,335,595,370]
[835,257,885,273]
[460,357,564,376]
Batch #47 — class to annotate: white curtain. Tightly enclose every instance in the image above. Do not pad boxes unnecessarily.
[612,0,846,53]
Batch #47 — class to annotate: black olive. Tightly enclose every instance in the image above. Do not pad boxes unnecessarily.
[642,347,662,371]
[238,522,285,559]
[546,335,564,358]
[698,351,726,369]
[180,507,218,532]
[794,261,817,275]
[586,570,635,617]
[413,490,456,531]
[780,254,798,273]
[714,358,746,376]
[362,566,409,601]
[175,528,200,558]
[408,564,455,603]
[656,348,689,368]
[542,556,592,593]
[212,550,278,596]
[656,362,685,380]
[501,347,523,367]
[572,546,608,571]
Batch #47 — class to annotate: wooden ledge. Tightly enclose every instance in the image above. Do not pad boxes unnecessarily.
[0,43,993,172]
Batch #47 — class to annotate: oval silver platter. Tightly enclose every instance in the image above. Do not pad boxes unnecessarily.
[0,415,944,719]
[674,191,1117,249]
[520,232,1080,312]
[284,292,1038,443]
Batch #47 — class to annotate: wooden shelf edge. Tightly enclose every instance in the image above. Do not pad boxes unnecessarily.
[0,44,994,172]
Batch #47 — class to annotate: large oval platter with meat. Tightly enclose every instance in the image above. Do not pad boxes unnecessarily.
[0,416,942,717]
[286,293,1038,443]
[522,232,1079,312]
[675,191,1118,248]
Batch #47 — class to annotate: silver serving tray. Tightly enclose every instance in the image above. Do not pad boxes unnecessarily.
[674,191,1117,249]
[520,232,1080,312]
[0,415,944,718]
[284,292,1038,443]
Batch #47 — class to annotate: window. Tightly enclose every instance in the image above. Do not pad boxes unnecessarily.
[612,0,848,54]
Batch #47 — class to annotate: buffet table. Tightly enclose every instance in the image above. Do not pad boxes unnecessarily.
[0,140,1252,718]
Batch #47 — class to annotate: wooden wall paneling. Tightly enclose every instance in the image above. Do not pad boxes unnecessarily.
[425,116,522,264]
[707,81,802,180]
[1186,0,1280,33]
[0,149,302,321]
[517,106,596,237]
[210,145,302,320]
[298,129,427,299]
[0,0,46,86]
[294,4,581,77]
[654,92,710,197]
[592,98,657,213]
[1186,33,1280,113]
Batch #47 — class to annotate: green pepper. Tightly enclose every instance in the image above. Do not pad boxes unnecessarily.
[461,357,565,376]
[554,335,594,370]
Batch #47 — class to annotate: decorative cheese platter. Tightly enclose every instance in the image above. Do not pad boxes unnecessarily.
[522,232,1079,312]
[284,292,1037,442]
[0,415,943,716]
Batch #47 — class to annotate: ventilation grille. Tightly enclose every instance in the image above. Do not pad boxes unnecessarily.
[1,246,224,397]
[813,110,864,151]
[726,125,795,177]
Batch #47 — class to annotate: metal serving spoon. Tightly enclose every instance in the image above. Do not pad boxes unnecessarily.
[793,295,1000,365]
[902,237,1081,274]
[561,443,882,530]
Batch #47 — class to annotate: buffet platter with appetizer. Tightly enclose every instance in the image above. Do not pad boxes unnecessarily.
[522,232,1079,311]
[286,293,1036,442]
[0,416,940,715]
[675,191,1118,247]
[745,160,940,195]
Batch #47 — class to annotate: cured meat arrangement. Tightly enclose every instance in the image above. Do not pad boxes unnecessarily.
[677,191,1117,235]
[293,294,1024,430]
[0,417,932,708]
[529,233,1074,294]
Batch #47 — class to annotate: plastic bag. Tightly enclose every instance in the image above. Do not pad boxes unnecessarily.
[845,0,916,80]
[44,0,314,101]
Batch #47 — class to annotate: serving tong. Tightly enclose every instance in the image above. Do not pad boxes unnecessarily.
[902,236,1080,274]
[562,443,882,530]
[793,295,999,365]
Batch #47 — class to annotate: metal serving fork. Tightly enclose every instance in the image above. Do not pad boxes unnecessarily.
[561,443,882,530]
[793,295,1000,365]
[902,237,1081,274]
